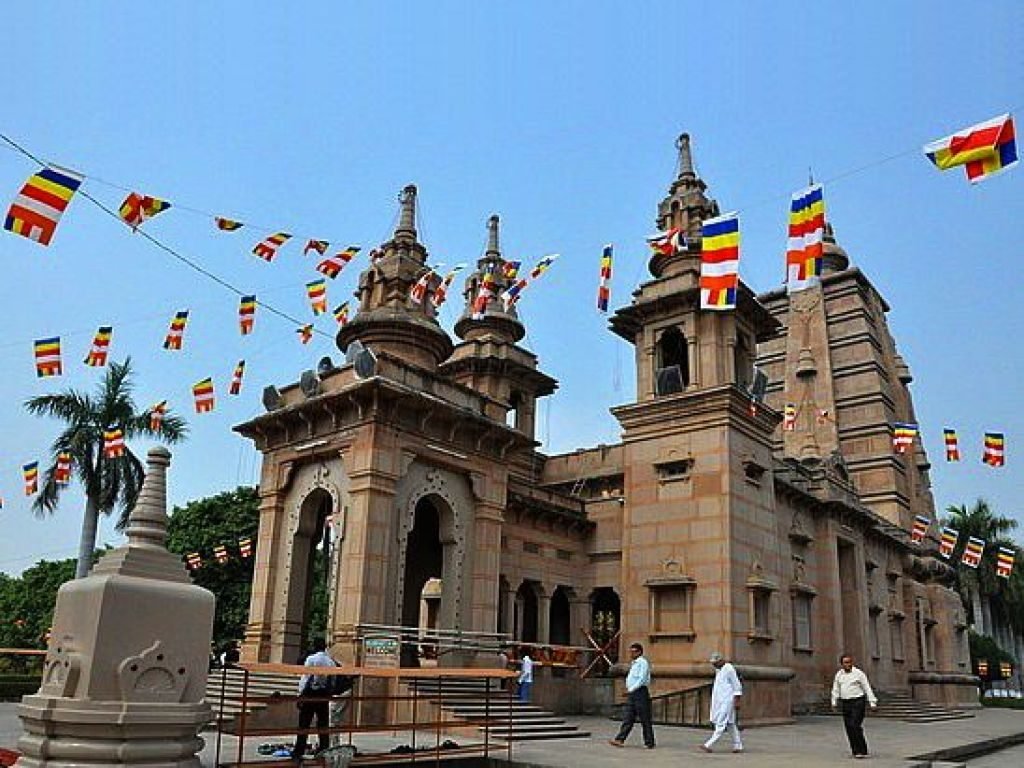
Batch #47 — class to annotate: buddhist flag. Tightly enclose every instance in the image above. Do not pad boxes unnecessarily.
[783,403,796,431]
[785,184,825,293]
[149,400,167,431]
[297,324,314,344]
[103,428,125,459]
[215,216,243,231]
[186,552,203,570]
[911,515,930,544]
[943,428,960,462]
[304,239,329,256]
[647,227,686,256]
[193,378,215,413]
[700,213,740,310]
[83,326,112,367]
[983,432,1005,466]
[502,279,526,310]
[892,422,918,454]
[55,452,72,485]
[252,232,291,262]
[472,268,497,319]
[597,244,613,313]
[239,537,253,558]
[332,302,350,326]
[229,359,246,395]
[23,462,38,495]
[939,527,959,559]
[163,310,189,350]
[238,295,256,335]
[996,546,1015,579]
[432,264,466,308]
[306,279,328,315]
[317,246,361,279]
[924,113,1018,183]
[118,191,171,229]
[4,164,84,246]
[214,544,229,564]
[962,536,985,568]
[503,260,522,280]
[410,268,435,305]
[529,254,558,280]
[34,337,63,377]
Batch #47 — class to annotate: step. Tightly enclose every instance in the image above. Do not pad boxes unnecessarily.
[485,727,591,741]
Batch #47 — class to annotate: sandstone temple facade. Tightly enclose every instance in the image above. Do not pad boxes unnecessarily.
[235,135,975,721]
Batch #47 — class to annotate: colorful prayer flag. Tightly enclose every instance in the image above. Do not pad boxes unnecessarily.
[239,537,253,559]
[239,295,256,335]
[939,527,959,559]
[597,244,613,313]
[252,232,291,262]
[186,552,203,570]
[332,302,350,326]
[150,400,167,431]
[118,191,171,229]
[304,239,329,256]
[83,326,112,367]
[215,217,243,231]
[229,359,245,395]
[529,254,558,280]
[472,268,497,319]
[924,113,1018,184]
[943,428,960,462]
[306,279,328,315]
[193,378,215,413]
[646,227,686,256]
[503,260,522,280]
[785,184,825,293]
[996,546,1015,579]
[983,432,1005,466]
[163,310,189,350]
[502,279,526,310]
[911,515,930,544]
[410,269,435,305]
[4,164,84,246]
[214,544,229,564]
[297,324,314,344]
[23,462,39,495]
[962,536,985,568]
[699,213,740,310]
[33,337,63,377]
[431,264,466,308]
[103,428,125,459]
[892,422,918,454]
[55,452,72,485]
[316,246,361,279]
[783,403,796,431]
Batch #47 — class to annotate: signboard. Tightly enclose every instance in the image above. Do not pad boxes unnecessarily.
[362,635,400,669]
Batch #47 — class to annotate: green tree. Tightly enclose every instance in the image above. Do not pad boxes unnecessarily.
[25,359,187,579]
[0,558,78,670]
[165,487,260,646]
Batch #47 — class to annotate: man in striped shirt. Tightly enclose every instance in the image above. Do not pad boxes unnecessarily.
[831,654,878,759]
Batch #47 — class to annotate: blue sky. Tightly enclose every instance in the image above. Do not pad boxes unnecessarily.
[1,2,1021,574]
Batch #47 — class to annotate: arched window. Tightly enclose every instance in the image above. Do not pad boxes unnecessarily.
[654,327,689,395]
[506,390,522,429]
[735,333,751,390]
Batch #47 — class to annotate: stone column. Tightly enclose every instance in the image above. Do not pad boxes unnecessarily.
[18,447,216,768]
[537,588,552,646]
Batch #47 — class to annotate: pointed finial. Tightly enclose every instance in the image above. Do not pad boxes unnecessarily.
[676,132,695,178]
[808,167,815,186]
[125,446,172,551]
[485,214,501,259]
[395,184,418,240]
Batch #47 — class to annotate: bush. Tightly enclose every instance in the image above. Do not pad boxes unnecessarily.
[0,675,41,700]
[979,695,1024,709]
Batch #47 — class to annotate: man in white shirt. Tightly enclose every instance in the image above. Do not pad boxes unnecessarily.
[831,654,877,758]
[609,642,655,749]
[518,649,534,702]
[700,652,743,754]
[291,638,338,761]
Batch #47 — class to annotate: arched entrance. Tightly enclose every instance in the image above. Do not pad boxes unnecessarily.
[284,488,334,662]
[516,581,540,643]
[400,496,447,666]
[591,587,621,664]
[549,586,572,646]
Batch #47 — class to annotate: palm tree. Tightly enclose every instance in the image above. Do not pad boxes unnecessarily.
[944,499,1018,635]
[25,358,187,579]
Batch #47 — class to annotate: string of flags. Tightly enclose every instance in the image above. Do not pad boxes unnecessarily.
[699,213,740,310]
[924,113,1017,184]
[185,536,254,571]
[918,521,1019,579]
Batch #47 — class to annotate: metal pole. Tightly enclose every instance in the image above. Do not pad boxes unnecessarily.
[484,675,491,758]
[214,664,227,767]
[435,675,443,768]
[237,667,250,767]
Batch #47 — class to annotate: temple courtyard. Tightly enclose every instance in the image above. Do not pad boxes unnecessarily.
[4,704,1024,767]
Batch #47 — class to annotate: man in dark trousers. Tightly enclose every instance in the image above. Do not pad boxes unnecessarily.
[608,642,655,749]
[831,654,878,759]
[291,638,337,761]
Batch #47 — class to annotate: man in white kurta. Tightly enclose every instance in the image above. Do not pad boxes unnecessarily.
[701,652,743,753]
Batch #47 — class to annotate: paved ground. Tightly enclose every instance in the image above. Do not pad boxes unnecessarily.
[3,705,1024,766]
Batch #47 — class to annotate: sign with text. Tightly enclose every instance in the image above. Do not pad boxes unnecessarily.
[362,635,400,668]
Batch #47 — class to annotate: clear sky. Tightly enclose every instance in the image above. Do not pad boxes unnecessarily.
[1,2,1021,575]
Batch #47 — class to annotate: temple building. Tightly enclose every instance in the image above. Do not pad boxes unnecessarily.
[234,135,974,721]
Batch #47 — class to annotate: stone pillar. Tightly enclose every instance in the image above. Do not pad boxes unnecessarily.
[242,490,287,663]
[537,588,552,646]
[17,447,215,768]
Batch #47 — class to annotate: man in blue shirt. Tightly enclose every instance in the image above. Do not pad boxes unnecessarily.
[609,642,655,749]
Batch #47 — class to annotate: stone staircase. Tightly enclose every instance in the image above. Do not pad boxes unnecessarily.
[816,691,974,723]
[204,667,298,729]
[405,678,591,741]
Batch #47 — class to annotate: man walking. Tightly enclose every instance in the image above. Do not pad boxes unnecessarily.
[291,638,337,761]
[518,648,534,702]
[609,642,655,749]
[831,654,877,759]
[701,652,743,754]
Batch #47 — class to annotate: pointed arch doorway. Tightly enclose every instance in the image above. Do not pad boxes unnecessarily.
[284,488,334,662]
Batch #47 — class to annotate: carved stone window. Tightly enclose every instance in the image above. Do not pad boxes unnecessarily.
[747,561,777,643]
[741,454,767,487]
[791,592,814,652]
[645,558,696,641]
[655,457,694,483]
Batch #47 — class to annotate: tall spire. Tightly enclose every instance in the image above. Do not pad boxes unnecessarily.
[676,132,695,179]
[485,214,501,260]
[395,184,417,242]
[454,213,525,343]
